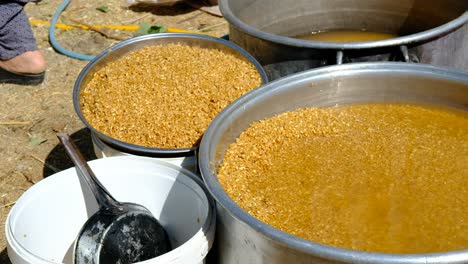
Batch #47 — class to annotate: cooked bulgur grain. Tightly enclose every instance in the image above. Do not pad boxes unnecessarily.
[218,104,468,254]
[80,43,262,148]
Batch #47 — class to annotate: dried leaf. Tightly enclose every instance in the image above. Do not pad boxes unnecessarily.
[96,6,110,13]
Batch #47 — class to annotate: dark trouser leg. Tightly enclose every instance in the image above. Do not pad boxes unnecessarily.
[0,2,38,61]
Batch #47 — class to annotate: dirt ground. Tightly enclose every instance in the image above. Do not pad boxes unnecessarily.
[0,0,227,262]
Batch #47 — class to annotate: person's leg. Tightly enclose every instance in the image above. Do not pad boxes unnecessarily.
[0,2,46,78]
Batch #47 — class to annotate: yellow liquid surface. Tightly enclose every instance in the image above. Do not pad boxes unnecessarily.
[219,104,468,254]
[296,30,398,42]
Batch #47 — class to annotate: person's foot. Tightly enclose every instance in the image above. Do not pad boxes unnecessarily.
[0,50,46,75]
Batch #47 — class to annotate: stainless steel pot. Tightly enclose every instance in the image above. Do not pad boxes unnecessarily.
[199,62,468,264]
[73,33,268,159]
[220,0,468,79]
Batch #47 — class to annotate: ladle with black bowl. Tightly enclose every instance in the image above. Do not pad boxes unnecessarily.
[57,133,171,264]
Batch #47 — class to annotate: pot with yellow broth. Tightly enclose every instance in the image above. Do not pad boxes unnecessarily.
[219,103,467,254]
[199,62,468,264]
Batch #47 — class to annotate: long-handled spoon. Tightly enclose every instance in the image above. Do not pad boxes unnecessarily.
[57,133,171,264]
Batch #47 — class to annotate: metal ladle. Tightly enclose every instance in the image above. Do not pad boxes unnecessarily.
[57,133,171,264]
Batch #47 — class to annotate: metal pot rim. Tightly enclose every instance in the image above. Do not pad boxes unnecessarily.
[219,0,468,50]
[73,33,268,158]
[199,62,468,263]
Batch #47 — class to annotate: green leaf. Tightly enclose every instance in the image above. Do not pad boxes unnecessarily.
[29,137,47,146]
[148,24,168,34]
[96,6,110,13]
[135,22,151,36]
[135,22,167,36]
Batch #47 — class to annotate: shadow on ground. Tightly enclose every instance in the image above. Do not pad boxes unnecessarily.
[0,247,11,264]
[129,2,195,16]
[43,128,97,178]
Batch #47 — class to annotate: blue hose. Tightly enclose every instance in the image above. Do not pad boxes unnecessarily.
[49,0,229,61]
[49,0,95,61]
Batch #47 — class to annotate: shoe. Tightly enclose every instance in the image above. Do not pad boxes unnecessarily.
[0,66,45,85]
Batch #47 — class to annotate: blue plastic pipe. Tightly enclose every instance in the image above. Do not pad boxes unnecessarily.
[48,0,95,61]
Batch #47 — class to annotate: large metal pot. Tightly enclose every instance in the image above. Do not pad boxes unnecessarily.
[199,62,468,264]
[220,0,468,79]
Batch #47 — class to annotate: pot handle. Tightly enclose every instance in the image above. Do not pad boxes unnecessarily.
[400,45,410,62]
[400,45,419,63]
[336,50,344,65]
[336,46,418,64]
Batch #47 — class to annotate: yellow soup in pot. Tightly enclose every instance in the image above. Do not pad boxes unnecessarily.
[218,103,468,254]
[295,30,398,42]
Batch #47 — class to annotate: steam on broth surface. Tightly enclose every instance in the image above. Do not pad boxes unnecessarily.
[295,30,398,42]
[219,103,468,254]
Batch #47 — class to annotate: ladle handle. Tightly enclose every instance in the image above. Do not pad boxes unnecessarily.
[57,133,121,211]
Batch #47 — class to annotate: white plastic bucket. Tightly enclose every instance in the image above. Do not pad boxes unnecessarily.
[5,156,215,264]
[91,132,198,174]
